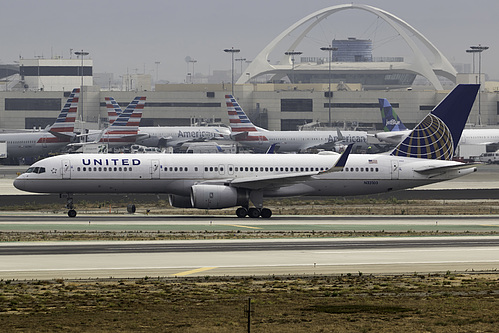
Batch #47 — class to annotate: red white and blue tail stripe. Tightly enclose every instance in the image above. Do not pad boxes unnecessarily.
[48,88,79,134]
[104,97,122,125]
[100,96,145,143]
[225,95,258,133]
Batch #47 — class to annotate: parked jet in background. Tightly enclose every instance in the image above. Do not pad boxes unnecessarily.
[375,97,499,147]
[225,95,368,153]
[14,84,479,218]
[104,97,231,149]
[70,96,146,150]
[0,88,79,159]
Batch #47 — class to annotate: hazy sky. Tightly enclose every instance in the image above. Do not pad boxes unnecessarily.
[1,0,497,83]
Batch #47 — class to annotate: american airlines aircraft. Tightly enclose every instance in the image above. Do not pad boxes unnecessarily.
[375,97,499,147]
[0,88,79,159]
[226,94,368,153]
[14,84,479,218]
[71,96,146,149]
[104,97,231,149]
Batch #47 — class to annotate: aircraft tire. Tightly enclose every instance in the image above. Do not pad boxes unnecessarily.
[236,207,248,218]
[248,208,260,218]
[127,204,136,214]
[68,209,77,218]
[260,208,272,219]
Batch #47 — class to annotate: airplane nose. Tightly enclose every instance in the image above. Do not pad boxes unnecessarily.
[13,178,26,191]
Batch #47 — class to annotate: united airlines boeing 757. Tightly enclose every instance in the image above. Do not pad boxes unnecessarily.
[14,84,479,218]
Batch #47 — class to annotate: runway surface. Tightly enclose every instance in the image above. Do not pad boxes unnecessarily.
[0,214,498,279]
[0,214,499,232]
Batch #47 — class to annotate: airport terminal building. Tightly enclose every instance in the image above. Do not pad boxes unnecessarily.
[0,4,498,136]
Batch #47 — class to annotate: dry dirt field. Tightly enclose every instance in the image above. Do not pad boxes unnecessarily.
[1,273,498,332]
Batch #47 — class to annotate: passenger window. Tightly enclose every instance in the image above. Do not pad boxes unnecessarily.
[77,167,81,172]
[83,167,86,171]
[98,167,102,172]
[104,167,107,171]
[129,167,132,172]
[185,167,188,171]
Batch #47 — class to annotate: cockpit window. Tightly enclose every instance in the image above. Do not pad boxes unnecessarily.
[24,167,46,174]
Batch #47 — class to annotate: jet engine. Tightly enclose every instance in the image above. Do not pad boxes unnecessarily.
[190,184,249,209]
[168,194,193,208]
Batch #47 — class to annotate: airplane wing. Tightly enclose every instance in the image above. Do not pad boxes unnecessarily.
[203,144,353,191]
[48,130,75,140]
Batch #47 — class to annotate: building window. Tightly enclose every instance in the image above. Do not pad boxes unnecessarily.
[281,99,313,112]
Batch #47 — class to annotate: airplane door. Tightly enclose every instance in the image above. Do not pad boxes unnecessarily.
[391,160,399,180]
[218,164,225,176]
[228,164,234,175]
[150,159,160,179]
[62,160,71,179]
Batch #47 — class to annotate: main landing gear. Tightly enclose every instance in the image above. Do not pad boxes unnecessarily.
[235,207,272,219]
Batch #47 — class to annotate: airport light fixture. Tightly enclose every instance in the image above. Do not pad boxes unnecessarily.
[320,46,338,127]
[466,45,489,126]
[74,50,89,122]
[235,57,246,75]
[224,47,240,96]
[284,50,302,84]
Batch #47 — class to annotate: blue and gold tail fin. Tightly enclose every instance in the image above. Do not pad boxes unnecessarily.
[379,98,407,132]
[390,84,479,160]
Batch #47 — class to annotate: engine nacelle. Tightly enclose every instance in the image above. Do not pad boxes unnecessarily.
[190,184,249,209]
[168,194,193,208]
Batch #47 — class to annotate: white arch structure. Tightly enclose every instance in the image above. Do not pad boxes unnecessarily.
[237,4,457,90]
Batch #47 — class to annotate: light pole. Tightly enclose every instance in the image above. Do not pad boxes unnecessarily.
[467,45,489,126]
[224,47,240,95]
[284,51,302,84]
[235,57,246,76]
[320,46,337,127]
[74,50,89,123]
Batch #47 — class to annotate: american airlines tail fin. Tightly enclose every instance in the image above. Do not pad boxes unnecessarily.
[378,98,407,132]
[48,88,79,136]
[104,97,123,125]
[225,95,266,133]
[390,84,479,160]
[100,96,145,143]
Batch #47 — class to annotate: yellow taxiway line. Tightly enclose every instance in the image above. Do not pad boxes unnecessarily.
[172,267,217,277]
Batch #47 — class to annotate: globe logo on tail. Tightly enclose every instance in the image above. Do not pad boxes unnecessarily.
[391,114,453,160]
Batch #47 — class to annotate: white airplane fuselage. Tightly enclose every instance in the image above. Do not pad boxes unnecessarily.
[14,153,474,199]
[0,131,70,158]
[135,126,230,147]
[237,130,368,152]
